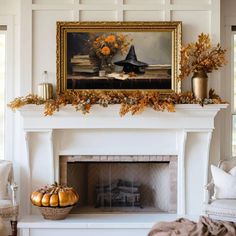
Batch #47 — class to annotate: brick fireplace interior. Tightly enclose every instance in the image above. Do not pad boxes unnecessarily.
[60,155,177,214]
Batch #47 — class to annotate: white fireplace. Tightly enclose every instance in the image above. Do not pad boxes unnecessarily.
[17,104,227,236]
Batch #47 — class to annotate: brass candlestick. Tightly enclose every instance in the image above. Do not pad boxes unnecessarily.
[37,71,53,100]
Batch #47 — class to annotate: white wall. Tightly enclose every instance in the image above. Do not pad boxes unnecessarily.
[0,0,20,95]
[220,0,235,160]
[20,0,223,174]
[25,0,221,94]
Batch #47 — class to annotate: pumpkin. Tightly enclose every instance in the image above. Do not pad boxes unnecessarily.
[31,182,79,207]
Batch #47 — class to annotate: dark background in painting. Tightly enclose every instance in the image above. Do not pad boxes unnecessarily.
[67,33,91,74]
[66,32,172,90]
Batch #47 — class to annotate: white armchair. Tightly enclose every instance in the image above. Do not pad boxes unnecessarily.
[204,157,236,222]
[0,160,18,236]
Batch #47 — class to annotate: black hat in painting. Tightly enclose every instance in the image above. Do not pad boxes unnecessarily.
[114,45,148,74]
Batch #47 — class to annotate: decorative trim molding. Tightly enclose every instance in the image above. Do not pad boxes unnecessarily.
[177,130,187,215]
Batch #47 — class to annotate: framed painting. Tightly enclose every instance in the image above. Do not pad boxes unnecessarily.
[56,21,182,94]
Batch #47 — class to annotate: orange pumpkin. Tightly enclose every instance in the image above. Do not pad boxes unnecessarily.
[31,183,79,207]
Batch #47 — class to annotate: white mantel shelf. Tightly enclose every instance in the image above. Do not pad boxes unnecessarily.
[18,104,228,130]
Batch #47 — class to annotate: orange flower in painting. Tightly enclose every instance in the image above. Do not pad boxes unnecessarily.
[90,33,131,61]
[105,35,116,43]
[101,46,110,55]
[96,37,101,42]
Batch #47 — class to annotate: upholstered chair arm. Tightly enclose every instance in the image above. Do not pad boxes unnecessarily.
[204,182,214,204]
[10,183,19,222]
[10,183,18,207]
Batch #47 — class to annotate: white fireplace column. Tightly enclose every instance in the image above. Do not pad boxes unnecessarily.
[22,130,55,214]
[179,130,213,215]
[18,104,227,217]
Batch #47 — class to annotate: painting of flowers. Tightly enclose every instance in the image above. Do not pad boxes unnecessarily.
[57,22,182,93]
[91,33,131,71]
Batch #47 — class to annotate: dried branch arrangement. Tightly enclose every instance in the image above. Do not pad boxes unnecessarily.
[178,33,227,80]
[8,89,225,117]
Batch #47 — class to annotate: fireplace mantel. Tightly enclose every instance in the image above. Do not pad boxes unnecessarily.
[19,104,228,130]
[18,104,228,236]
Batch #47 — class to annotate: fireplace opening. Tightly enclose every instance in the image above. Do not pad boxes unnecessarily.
[60,155,177,213]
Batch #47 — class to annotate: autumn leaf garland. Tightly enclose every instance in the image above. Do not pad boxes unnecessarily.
[8,89,225,117]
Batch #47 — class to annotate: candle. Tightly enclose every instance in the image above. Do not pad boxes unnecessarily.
[37,71,53,100]
[38,83,53,100]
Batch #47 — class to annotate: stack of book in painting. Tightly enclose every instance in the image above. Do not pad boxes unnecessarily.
[71,54,98,75]
[145,64,171,79]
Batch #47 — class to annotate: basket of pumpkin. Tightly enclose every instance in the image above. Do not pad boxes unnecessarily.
[31,182,79,220]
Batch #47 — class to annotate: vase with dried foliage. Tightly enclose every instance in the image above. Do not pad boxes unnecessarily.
[178,33,227,99]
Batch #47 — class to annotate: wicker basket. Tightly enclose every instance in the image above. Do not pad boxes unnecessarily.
[39,206,73,220]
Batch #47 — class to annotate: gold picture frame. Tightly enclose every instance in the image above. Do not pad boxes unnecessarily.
[56,21,182,94]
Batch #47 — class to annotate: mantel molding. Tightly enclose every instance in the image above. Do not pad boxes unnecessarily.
[18,104,228,131]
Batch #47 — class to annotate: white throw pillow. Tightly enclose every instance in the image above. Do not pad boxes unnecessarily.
[211,165,236,199]
[229,165,236,176]
[0,161,12,200]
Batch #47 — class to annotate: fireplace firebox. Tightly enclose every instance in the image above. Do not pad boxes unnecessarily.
[60,155,177,213]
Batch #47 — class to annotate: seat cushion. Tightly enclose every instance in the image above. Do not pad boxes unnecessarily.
[205,199,236,217]
[0,200,18,219]
[0,200,12,209]
[0,161,12,200]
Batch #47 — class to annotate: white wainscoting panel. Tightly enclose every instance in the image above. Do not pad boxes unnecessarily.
[32,10,73,92]
[81,0,115,4]
[32,0,74,4]
[124,11,164,21]
[80,11,117,21]
[171,11,210,42]
[171,0,210,4]
[125,0,164,4]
